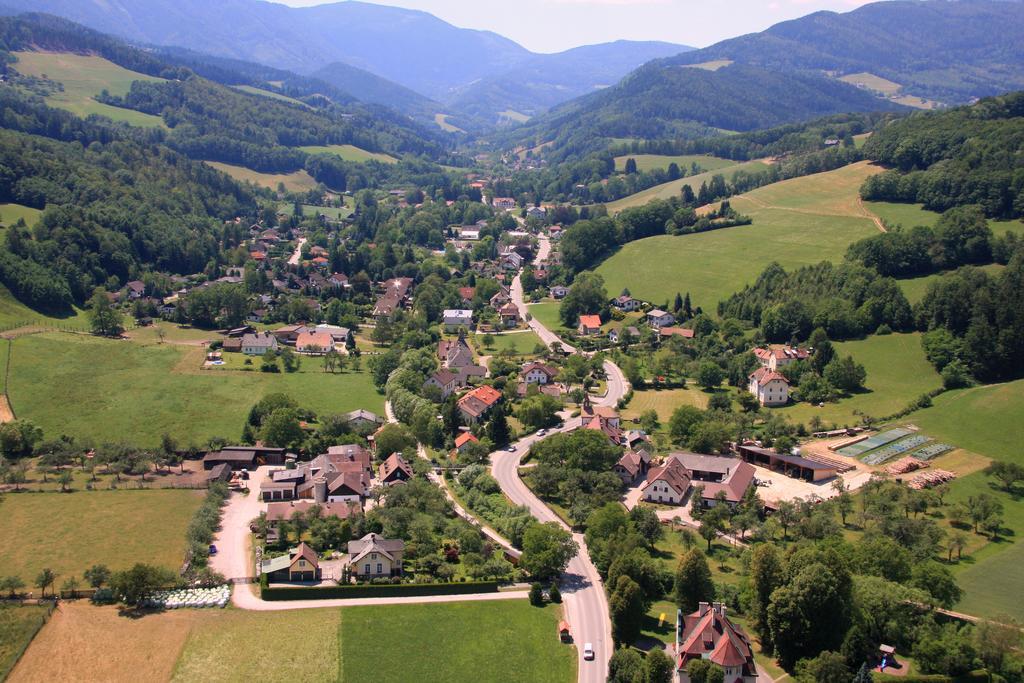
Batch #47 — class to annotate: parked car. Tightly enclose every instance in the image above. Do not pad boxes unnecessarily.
[583,643,595,660]
[208,544,218,556]
[536,429,547,436]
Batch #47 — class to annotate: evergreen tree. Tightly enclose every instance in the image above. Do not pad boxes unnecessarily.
[673,292,683,315]
[610,575,645,646]
[674,548,715,613]
[487,402,511,445]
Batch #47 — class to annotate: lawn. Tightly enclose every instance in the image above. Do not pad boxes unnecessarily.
[605,159,770,213]
[621,385,709,423]
[0,284,90,331]
[11,51,166,127]
[776,332,942,427]
[528,301,573,335]
[596,162,883,309]
[298,144,397,164]
[0,489,203,584]
[173,608,341,682]
[7,332,384,446]
[613,154,735,174]
[205,161,320,193]
[837,72,903,96]
[278,200,354,220]
[339,601,575,683]
[233,85,309,108]
[476,330,544,356]
[0,605,51,681]
[0,203,41,228]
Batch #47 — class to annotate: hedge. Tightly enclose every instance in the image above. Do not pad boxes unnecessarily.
[260,580,502,601]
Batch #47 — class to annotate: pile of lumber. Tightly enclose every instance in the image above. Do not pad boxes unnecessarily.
[886,457,929,476]
[805,452,856,473]
[908,469,956,489]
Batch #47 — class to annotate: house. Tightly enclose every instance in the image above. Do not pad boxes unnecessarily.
[348,533,405,578]
[295,330,335,355]
[443,309,474,332]
[612,295,641,312]
[550,286,569,299]
[222,337,243,353]
[437,333,487,386]
[424,369,460,400]
[608,326,640,344]
[614,449,651,485]
[489,288,512,310]
[259,446,372,502]
[265,500,358,526]
[499,250,523,271]
[125,280,146,300]
[337,411,378,433]
[646,309,675,329]
[271,324,308,344]
[315,324,351,347]
[676,602,757,683]
[640,458,692,504]
[457,287,476,306]
[578,314,602,336]
[457,384,503,424]
[454,432,478,454]
[241,332,278,356]
[748,367,790,406]
[492,197,517,211]
[203,446,286,470]
[260,542,320,583]
[520,362,558,385]
[378,453,413,485]
[526,206,546,220]
[498,303,520,328]
[668,453,756,508]
[752,346,810,371]
[659,326,695,341]
[328,273,350,290]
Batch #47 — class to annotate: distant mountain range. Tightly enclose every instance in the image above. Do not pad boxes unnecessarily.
[0,0,691,127]
[500,0,1024,156]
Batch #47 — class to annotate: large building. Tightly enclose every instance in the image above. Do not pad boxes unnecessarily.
[640,453,756,508]
[748,367,790,406]
[675,602,757,683]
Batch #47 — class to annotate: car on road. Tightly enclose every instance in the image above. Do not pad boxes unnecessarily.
[536,428,547,436]
[583,643,595,660]
[208,544,218,556]
[506,444,517,452]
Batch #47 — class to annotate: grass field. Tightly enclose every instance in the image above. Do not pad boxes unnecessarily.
[7,332,384,445]
[0,203,42,228]
[0,284,90,331]
[205,161,320,193]
[897,263,1005,305]
[435,113,465,133]
[867,201,1023,236]
[0,605,51,681]
[298,144,397,164]
[339,602,575,683]
[605,159,771,213]
[596,163,883,309]
[173,608,341,681]
[621,385,710,423]
[777,332,942,426]
[0,489,203,584]
[683,59,733,71]
[11,51,166,127]
[528,302,573,335]
[278,201,354,221]
[498,109,531,123]
[613,154,735,174]
[838,72,902,96]
[232,85,309,108]
[476,330,545,356]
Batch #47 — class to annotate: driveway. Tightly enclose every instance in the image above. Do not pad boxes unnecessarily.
[209,467,270,583]
[287,237,307,266]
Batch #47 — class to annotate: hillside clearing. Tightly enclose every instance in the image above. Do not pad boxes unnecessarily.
[298,144,397,164]
[11,51,166,127]
[837,72,902,96]
[596,163,882,308]
[0,489,203,584]
[204,161,320,193]
[0,203,42,228]
[613,154,735,174]
[897,263,1005,305]
[434,113,465,133]
[0,284,90,331]
[232,85,309,108]
[499,109,531,123]
[868,200,1022,235]
[682,60,733,71]
[605,159,771,213]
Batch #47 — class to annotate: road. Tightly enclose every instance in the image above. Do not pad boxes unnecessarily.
[510,235,576,352]
[287,236,307,266]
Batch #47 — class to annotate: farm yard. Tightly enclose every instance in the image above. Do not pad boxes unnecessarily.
[10,51,167,127]
[596,162,884,308]
[6,332,384,446]
[204,161,320,193]
[0,489,204,585]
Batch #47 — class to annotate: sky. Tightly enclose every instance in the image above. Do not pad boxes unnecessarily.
[272,0,879,53]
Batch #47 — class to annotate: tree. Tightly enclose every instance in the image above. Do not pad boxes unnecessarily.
[768,560,853,669]
[520,522,578,580]
[750,543,785,652]
[966,493,1003,534]
[985,461,1024,492]
[548,583,561,604]
[110,563,176,608]
[668,405,704,445]
[643,648,674,683]
[0,419,43,458]
[61,576,80,599]
[794,651,851,683]
[853,663,873,683]
[674,548,715,613]
[35,568,57,597]
[824,356,867,393]
[559,272,608,327]
[487,402,511,445]
[610,575,645,646]
[57,469,73,492]
[259,408,305,449]
[88,288,123,337]
[1,575,25,598]
[482,333,495,349]
[911,561,962,608]
[375,423,416,457]
[84,564,111,589]
[608,648,644,683]
[974,616,1022,674]
[624,158,637,174]
[528,582,545,606]
[832,480,854,525]
[698,506,726,551]
[516,394,562,431]
[697,362,724,390]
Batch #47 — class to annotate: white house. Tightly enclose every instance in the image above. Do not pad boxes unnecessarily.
[241,332,278,356]
[520,362,558,385]
[646,309,675,329]
[748,367,790,406]
[442,309,474,332]
[752,346,810,371]
[612,295,641,312]
[640,459,691,505]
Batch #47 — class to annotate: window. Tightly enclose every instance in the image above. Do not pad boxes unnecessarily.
[364,564,370,573]
[377,563,383,574]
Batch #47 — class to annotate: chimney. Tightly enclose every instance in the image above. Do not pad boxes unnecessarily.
[698,602,710,616]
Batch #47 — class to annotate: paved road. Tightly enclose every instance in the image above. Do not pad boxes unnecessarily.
[287,236,307,266]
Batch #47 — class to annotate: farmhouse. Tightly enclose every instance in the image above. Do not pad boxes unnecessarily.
[640,458,691,504]
[550,285,569,299]
[748,367,790,406]
[443,309,474,332]
[458,384,503,424]
[454,431,478,454]
[646,309,675,329]
[378,453,413,485]
[615,449,652,485]
[260,542,321,583]
[259,445,373,502]
[498,303,521,328]
[612,295,641,312]
[490,288,512,309]
[424,368,460,399]
[348,533,405,578]
[520,362,558,385]
[343,409,384,431]
[670,453,756,508]
[578,314,602,336]
[241,332,278,356]
[676,602,757,683]
[295,330,335,355]
[753,345,810,371]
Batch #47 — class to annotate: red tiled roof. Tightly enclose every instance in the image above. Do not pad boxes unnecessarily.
[578,315,601,329]
[455,432,478,448]
[749,367,788,385]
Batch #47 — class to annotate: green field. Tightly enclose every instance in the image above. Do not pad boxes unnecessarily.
[476,330,544,356]
[498,110,531,124]
[528,302,573,335]
[0,606,51,681]
[596,162,883,308]
[298,144,397,164]
[621,385,710,422]
[0,204,42,228]
[339,602,575,683]
[205,161,320,193]
[868,201,1023,236]
[435,113,465,133]
[11,51,166,127]
[777,332,942,426]
[838,72,903,96]
[605,159,771,213]
[232,85,309,108]
[613,154,735,174]
[0,489,203,584]
[7,332,384,445]
[897,263,1005,305]
[683,59,733,72]
[173,608,341,681]
[0,285,90,331]
[278,201,354,221]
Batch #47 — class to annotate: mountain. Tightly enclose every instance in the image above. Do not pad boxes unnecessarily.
[311,61,443,122]
[500,0,1024,157]
[445,40,692,126]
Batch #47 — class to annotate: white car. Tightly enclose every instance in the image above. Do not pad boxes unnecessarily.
[583,643,595,661]
[506,444,517,452]
[536,429,547,436]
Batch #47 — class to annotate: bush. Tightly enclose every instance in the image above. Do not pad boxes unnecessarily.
[529,582,545,606]
[549,583,562,603]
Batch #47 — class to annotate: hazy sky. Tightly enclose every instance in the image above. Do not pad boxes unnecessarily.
[272,0,879,52]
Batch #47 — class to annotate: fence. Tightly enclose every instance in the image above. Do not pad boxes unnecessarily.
[260,579,501,601]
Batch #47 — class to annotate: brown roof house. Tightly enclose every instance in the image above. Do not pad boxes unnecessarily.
[378,453,413,486]
[676,602,757,682]
[614,449,652,485]
[348,533,404,579]
[260,542,321,583]
[640,458,692,505]
[457,385,503,424]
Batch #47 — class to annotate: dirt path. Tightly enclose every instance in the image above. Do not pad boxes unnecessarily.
[857,197,888,232]
[0,394,15,422]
